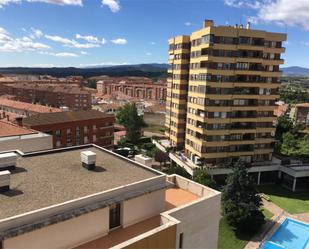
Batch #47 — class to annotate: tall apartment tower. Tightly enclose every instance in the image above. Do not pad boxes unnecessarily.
[165,20,287,166]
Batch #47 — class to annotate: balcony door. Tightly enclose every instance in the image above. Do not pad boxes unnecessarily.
[109,203,121,229]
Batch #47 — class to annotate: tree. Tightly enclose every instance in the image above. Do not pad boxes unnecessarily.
[193,169,217,189]
[222,160,265,233]
[275,115,293,141]
[298,135,309,158]
[154,151,169,167]
[281,132,298,156]
[116,103,146,144]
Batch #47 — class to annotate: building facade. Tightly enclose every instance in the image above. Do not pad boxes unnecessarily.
[22,110,115,149]
[0,145,221,249]
[294,103,309,126]
[165,20,286,166]
[0,83,92,110]
[97,77,167,101]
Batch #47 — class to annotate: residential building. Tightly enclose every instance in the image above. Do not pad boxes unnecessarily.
[294,103,309,126]
[22,110,115,149]
[274,101,289,118]
[97,76,167,101]
[0,98,61,121]
[166,20,286,166]
[0,145,221,249]
[0,83,92,110]
[0,121,52,153]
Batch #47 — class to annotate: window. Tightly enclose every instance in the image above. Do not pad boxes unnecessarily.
[109,203,121,229]
[55,130,61,137]
[179,233,184,249]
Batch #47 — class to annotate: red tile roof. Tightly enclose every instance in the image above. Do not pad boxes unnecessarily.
[0,98,61,114]
[0,120,37,137]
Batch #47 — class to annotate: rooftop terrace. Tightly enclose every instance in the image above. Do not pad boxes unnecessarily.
[76,187,200,249]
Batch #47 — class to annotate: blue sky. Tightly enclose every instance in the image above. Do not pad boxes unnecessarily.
[0,0,308,67]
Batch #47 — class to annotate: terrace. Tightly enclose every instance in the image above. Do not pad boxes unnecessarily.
[77,187,200,249]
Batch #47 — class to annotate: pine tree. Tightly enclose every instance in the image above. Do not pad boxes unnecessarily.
[222,160,265,233]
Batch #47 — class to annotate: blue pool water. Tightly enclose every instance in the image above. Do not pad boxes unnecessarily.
[262,218,309,249]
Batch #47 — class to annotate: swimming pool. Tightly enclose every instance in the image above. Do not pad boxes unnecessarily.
[262,218,309,249]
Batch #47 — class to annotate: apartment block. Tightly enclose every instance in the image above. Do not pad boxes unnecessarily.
[0,83,92,110]
[165,35,191,148]
[97,76,167,101]
[0,145,221,249]
[166,20,287,166]
[22,110,115,149]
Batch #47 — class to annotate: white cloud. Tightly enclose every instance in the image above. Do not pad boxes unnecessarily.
[150,41,156,45]
[54,52,78,57]
[27,0,82,6]
[76,34,106,44]
[146,52,152,56]
[224,0,262,9]
[80,51,89,55]
[45,34,100,48]
[301,41,309,46]
[0,27,50,52]
[102,0,120,12]
[0,0,20,8]
[0,39,50,52]
[225,0,309,30]
[30,27,43,38]
[111,38,127,45]
[79,61,127,67]
[39,51,79,57]
[184,22,192,26]
[45,34,72,44]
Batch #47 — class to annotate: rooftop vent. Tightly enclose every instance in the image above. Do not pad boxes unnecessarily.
[0,152,17,171]
[0,170,11,193]
[81,151,96,171]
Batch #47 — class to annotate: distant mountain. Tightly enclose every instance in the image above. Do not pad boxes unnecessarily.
[282,66,309,76]
[0,63,169,79]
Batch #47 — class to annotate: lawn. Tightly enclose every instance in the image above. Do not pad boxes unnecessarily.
[262,208,273,219]
[143,124,165,134]
[258,184,309,214]
[218,208,273,249]
[218,218,253,249]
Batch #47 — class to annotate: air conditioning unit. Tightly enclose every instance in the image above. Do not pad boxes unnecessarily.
[81,151,96,170]
[0,152,18,171]
[0,170,10,193]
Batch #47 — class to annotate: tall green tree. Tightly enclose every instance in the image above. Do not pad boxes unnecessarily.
[281,132,298,156]
[116,103,145,144]
[275,115,294,141]
[222,161,265,233]
[193,169,217,189]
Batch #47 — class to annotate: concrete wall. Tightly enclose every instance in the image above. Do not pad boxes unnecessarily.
[0,134,53,153]
[4,208,109,249]
[122,189,165,228]
[123,224,176,249]
[170,194,221,249]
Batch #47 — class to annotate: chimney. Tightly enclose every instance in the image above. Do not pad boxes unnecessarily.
[16,116,23,126]
[203,20,214,28]
[0,152,17,171]
[0,170,10,193]
[81,151,96,170]
[246,22,251,29]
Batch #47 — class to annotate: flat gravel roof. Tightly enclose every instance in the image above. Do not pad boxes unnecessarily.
[0,146,159,220]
